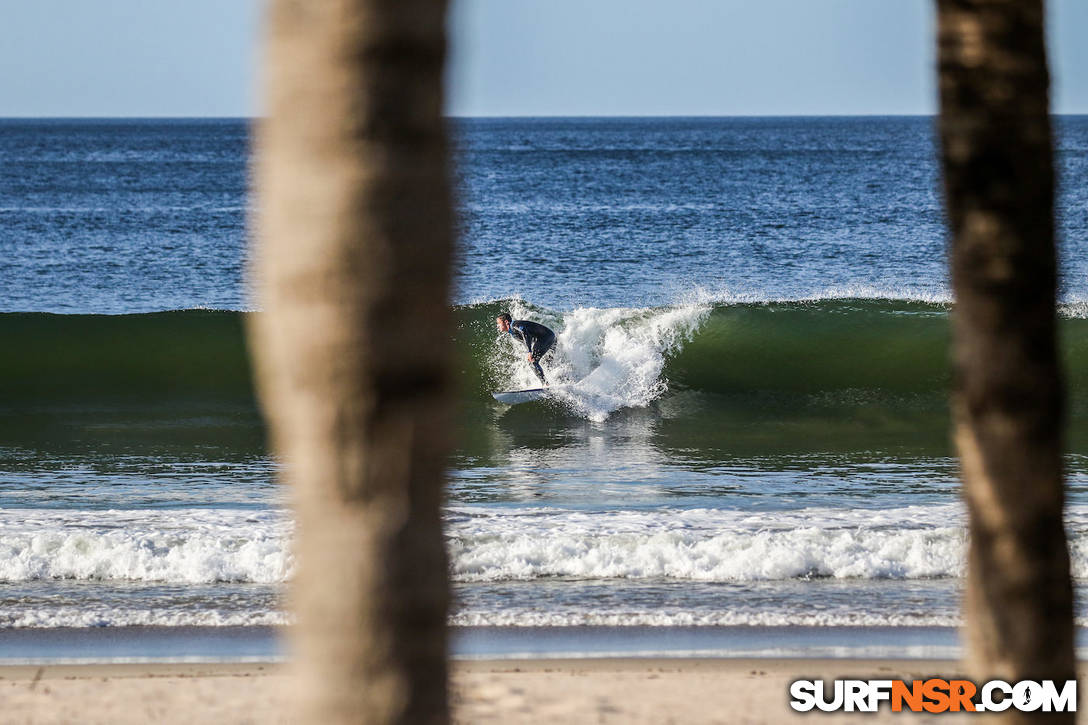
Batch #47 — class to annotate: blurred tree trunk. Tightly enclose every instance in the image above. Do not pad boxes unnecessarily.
[251,1,453,723]
[936,0,1074,702]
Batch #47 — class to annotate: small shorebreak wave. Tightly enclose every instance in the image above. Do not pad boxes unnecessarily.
[6,503,1088,586]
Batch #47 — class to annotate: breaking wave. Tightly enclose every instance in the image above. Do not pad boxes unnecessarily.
[0,508,291,584]
[5,297,1088,424]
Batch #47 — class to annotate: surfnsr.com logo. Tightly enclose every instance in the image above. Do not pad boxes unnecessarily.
[789,679,1077,713]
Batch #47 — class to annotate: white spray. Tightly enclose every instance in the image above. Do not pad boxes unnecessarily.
[494,300,710,421]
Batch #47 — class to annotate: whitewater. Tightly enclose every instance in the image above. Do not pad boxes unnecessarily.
[6,493,1088,629]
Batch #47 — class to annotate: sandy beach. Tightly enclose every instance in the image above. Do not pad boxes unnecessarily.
[0,657,995,724]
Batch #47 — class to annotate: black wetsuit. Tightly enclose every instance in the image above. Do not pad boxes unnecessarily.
[508,320,557,385]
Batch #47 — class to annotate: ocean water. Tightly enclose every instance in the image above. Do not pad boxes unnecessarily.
[2,117,1088,652]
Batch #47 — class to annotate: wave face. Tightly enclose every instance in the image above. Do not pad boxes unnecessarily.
[460,299,1088,434]
[4,299,1088,440]
[0,310,253,405]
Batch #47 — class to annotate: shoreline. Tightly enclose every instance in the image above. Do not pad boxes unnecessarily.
[4,626,1077,721]
[0,624,963,665]
[2,657,978,724]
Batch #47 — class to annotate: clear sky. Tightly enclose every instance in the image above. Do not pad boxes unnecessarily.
[0,0,1084,117]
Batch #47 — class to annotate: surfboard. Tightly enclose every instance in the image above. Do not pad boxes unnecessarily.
[492,388,548,405]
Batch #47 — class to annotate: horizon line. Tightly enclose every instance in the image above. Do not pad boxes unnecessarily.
[1,112,1086,120]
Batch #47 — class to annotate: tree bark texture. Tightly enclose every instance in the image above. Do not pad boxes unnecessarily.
[251,0,452,723]
[936,0,1074,703]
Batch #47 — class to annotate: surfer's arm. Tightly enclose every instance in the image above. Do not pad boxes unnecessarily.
[511,325,535,355]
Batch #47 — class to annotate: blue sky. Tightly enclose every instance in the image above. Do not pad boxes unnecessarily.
[0,0,1084,116]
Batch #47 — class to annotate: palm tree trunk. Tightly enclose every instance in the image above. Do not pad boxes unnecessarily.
[251,1,453,723]
[936,0,1074,703]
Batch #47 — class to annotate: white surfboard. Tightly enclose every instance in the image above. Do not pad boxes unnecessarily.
[492,388,548,405]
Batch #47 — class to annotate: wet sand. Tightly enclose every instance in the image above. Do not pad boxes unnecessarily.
[0,658,984,724]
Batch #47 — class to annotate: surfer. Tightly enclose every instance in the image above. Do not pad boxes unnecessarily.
[496,313,556,386]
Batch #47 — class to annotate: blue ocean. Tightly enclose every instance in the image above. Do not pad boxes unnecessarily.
[2,117,1088,659]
